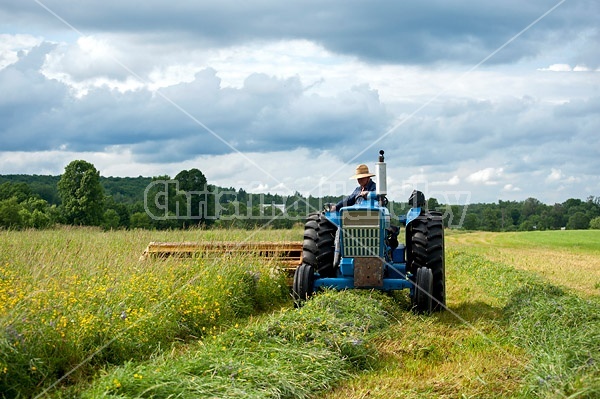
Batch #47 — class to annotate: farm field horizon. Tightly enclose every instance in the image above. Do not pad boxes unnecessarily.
[1,227,599,398]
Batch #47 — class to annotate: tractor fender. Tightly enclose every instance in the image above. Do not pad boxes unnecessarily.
[405,207,422,226]
[323,211,341,228]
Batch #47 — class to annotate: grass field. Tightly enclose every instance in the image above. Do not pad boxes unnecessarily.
[1,228,599,398]
[450,230,600,297]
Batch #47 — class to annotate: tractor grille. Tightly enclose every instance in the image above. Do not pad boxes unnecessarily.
[341,210,381,257]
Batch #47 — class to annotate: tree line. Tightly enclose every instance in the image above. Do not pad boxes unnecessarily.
[1,160,599,230]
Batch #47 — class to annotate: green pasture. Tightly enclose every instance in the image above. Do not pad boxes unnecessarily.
[475,230,600,253]
[1,228,599,398]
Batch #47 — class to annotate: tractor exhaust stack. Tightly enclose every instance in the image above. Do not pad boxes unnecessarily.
[375,150,387,196]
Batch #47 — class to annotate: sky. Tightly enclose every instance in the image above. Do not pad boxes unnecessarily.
[0,0,599,205]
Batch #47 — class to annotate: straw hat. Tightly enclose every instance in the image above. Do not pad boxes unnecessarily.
[350,164,375,179]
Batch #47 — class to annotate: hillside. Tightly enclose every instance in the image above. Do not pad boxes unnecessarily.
[0,174,152,205]
[1,173,599,231]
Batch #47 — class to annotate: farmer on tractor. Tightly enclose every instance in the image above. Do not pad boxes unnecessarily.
[330,164,377,211]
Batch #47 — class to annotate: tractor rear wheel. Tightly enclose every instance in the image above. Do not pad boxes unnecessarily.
[302,211,336,277]
[414,267,433,313]
[292,264,315,306]
[406,211,446,312]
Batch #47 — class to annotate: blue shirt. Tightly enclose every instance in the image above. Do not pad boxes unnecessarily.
[335,179,376,210]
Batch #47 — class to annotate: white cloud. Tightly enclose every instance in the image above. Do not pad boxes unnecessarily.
[572,65,592,72]
[539,64,573,72]
[466,168,504,185]
[538,64,596,72]
[41,37,149,96]
[545,169,582,185]
[503,184,521,192]
[547,168,562,182]
[430,175,460,187]
[0,34,43,69]
[448,175,460,186]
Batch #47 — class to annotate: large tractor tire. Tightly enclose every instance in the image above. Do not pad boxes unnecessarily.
[406,211,446,312]
[292,264,315,306]
[414,267,433,313]
[302,211,336,277]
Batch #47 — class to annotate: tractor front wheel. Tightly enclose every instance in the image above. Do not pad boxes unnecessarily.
[413,267,433,313]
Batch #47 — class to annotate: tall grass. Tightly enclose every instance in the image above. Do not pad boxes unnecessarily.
[0,228,295,398]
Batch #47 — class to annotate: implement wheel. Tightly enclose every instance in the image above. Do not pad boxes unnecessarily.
[292,264,315,306]
[406,211,446,312]
[302,212,336,277]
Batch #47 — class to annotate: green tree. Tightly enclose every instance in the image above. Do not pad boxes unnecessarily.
[0,197,23,228]
[19,197,53,228]
[520,197,543,222]
[481,207,501,231]
[143,175,180,230]
[20,208,52,228]
[174,168,214,226]
[509,208,521,226]
[590,216,600,230]
[563,198,583,212]
[102,209,121,230]
[462,213,479,230]
[104,196,130,228]
[130,211,153,229]
[57,160,105,225]
[215,201,248,228]
[427,197,440,211]
[0,182,31,202]
[566,212,590,230]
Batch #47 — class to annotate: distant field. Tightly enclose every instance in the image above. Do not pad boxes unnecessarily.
[447,230,600,297]
[450,229,600,253]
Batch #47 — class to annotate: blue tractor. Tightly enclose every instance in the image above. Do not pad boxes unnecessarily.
[292,150,446,313]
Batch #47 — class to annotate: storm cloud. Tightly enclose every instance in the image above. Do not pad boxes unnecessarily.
[0,0,598,203]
